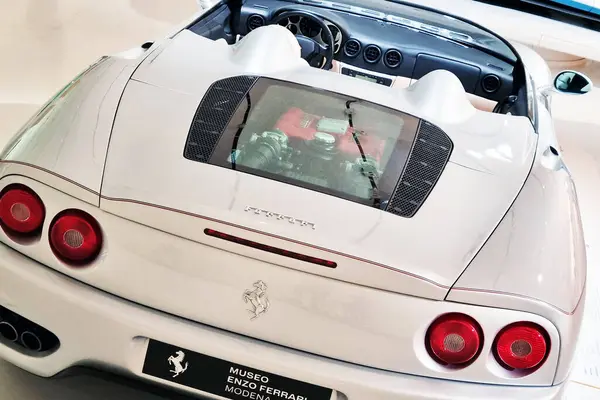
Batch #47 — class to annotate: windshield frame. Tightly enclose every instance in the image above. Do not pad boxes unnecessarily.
[384,0,517,62]
[291,0,519,64]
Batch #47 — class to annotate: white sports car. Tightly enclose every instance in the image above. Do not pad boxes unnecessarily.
[0,0,592,399]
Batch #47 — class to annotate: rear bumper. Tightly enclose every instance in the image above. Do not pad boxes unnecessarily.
[0,244,566,400]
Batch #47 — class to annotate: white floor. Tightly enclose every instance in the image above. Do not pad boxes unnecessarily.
[1,0,600,398]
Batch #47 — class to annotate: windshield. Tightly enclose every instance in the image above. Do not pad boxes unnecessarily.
[295,0,517,62]
[210,78,420,207]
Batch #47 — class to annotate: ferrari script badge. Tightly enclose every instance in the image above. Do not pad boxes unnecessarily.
[167,350,188,378]
[243,281,270,320]
[244,206,316,230]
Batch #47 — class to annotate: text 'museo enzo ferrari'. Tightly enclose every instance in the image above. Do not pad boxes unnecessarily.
[143,340,333,399]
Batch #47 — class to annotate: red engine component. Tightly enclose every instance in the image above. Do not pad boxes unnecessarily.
[274,107,385,161]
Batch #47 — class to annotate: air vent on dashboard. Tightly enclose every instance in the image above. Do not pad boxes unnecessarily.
[363,45,382,64]
[386,121,453,218]
[384,49,403,68]
[481,74,501,94]
[343,39,361,58]
[247,15,266,31]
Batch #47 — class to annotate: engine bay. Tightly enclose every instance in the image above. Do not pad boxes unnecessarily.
[234,108,388,201]
[203,79,423,208]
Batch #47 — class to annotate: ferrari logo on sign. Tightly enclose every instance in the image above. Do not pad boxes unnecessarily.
[243,281,270,320]
[168,350,188,378]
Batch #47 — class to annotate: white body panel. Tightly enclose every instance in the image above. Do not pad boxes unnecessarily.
[448,110,586,317]
[0,174,564,386]
[0,1,216,205]
[445,44,587,384]
[100,28,537,297]
[0,56,139,205]
[447,106,587,383]
[0,238,565,396]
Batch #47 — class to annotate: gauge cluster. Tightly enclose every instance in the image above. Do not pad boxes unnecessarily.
[277,16,343,54]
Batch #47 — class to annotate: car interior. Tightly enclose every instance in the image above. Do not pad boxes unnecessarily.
[186,0,534,119]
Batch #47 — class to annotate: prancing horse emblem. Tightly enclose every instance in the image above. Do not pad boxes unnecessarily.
[167,350,188,378]
[243,281,270,320]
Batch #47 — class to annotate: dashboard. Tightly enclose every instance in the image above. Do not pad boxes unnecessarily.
[234,0,517,102]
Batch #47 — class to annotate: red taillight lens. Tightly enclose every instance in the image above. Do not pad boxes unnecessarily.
[0,186,45,234]
[426,313,483,366]
[49,210,102,265]
[494,322,549,371]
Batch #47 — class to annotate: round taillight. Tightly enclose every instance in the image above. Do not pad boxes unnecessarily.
[49,210,102,265]
[494,322,549,371]
[426,313,483,366]
[0,186,45,234]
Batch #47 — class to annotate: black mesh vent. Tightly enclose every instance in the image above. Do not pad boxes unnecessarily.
[343,39,361,57]
[184,76,258,163]
[384,49,403,68]
[247,15,265,31]
[386,121,453,218]
[481,74,501,94]
[363,45,382,63]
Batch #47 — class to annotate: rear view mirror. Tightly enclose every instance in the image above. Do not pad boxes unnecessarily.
[554,70,593,95]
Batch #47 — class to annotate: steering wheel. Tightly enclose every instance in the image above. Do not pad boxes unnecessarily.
[270,11,335,70]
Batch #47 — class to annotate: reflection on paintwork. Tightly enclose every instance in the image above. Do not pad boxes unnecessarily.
[1,57,111,160]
